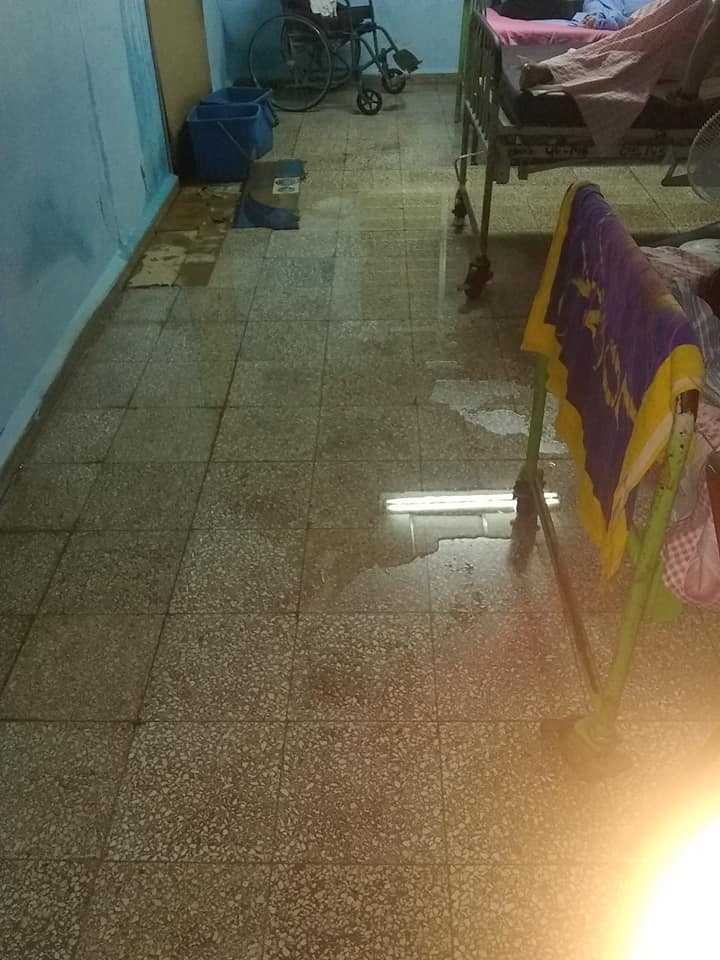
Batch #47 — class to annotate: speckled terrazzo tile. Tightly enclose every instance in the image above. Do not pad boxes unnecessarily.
[56,362,146,409]
[301,527,430,613]
[289,614,435,720]
[228,361,323,406]
[83,323,162,363]
[76,863,270,960]
[586,612,720,722]
[326,321,413,362]
[107,722,283,861]
[0,533,66,614]
[194,462,312,528]
[0,721,131,858]
[426,536,556,615]
[78,462,205,530]
[450,863,623,960]
[0,617,30,689]
[323,360,421,406]
[276,722,445,862]
[208,254,264,291]
[0,861,95,960]
[440,722,613,863]
[418,404,540,462]
[264,257,335,290]
[171,529,304,613]
[30,411,123,463]
[249,284,331,323]
[213,407,319,462]
[309,461,421,528]
[131,356,236,407]
[318,407,420,461]
[42,531,186,614]
[267,231,338,259]
[432,611,585,721]
[241,321,328,366]
[149,323,243,363]
[0,463,98,530]
[108,408,220,462]
[110,287,178,325]
[169,286,249,324]
[265,864,452,960]
[330,284,411,322]
[0,615,162,720]
[601,722,720,841]
[142,614,295,720]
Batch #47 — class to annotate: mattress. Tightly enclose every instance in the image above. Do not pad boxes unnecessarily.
[499,43,719,130]
[485,7,607,45]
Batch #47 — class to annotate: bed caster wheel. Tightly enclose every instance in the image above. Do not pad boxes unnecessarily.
[357,88,383,115]
[381,68,406,94]
[452,193,467,231]
[462,255,493,301]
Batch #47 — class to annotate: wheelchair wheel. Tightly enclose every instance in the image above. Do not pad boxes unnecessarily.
[249,14,333,112]
[357,88,382,115]
[381,68,406,95]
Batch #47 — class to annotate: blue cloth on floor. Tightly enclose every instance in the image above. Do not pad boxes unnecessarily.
[233,195,299,230]
[571,0,648,30]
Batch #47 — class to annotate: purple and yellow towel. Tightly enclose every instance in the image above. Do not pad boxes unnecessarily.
[522,183,704,575]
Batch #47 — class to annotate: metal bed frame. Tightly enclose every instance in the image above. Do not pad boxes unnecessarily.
[452,0,701,299]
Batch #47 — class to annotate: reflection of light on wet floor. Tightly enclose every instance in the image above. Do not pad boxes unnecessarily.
[429,378,567,455]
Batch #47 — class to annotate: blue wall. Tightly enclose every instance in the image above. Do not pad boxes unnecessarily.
[213,0,461,82]
[0,1,175,466]
[204,0,231,89]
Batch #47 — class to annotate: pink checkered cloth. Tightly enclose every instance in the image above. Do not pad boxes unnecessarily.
[663,401,720,610]
[539,0,708,148]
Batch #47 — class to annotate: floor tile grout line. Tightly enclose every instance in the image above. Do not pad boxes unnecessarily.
[65,287,209,960]
[0,318,148,699]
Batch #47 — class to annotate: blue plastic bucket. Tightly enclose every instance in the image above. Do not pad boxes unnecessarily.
[187,103,263,182]
[203,87,274,157]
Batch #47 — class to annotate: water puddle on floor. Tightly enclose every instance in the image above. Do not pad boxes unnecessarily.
[429,377,567,455]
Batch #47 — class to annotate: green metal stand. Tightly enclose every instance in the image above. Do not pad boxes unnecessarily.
[517,355,697,779]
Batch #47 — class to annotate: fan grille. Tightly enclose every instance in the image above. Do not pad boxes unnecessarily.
[688,110,720,202]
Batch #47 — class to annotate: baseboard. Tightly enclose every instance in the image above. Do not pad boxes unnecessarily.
[413,72,458,84]
[0,173,178,480]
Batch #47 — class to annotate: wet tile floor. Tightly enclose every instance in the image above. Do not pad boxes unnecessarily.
[1,80,720,959]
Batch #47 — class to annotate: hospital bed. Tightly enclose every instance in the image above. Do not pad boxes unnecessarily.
[453,0,718,298]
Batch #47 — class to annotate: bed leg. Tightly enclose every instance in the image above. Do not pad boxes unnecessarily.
[454,0,472,123]
[552,407,695,780]
[462,142,495,300]
[511,355,547,568]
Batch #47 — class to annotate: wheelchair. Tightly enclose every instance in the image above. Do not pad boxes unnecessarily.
[248,0,421,114]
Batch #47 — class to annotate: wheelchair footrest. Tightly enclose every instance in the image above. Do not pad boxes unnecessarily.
[394,49,422,73]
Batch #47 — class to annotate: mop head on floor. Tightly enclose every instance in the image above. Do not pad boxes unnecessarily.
[233,159,305,230]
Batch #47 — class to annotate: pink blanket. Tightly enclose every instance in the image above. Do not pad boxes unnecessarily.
[663,402,720,610]
[485,8,608,45]
[540,0,708,147]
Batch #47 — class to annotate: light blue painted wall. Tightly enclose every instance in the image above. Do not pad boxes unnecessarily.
[1,1,175,466]
[213,0,461,83]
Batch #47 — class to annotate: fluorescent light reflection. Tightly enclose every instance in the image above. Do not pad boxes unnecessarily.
[384,490,560,515]
[631,817,720,960]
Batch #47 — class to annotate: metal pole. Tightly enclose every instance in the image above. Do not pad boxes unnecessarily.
[454,0,472,123]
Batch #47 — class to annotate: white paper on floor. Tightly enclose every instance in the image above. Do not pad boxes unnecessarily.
[429,378,567,455]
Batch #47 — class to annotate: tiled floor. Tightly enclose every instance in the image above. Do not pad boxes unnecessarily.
[2,80,720,959]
